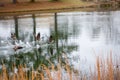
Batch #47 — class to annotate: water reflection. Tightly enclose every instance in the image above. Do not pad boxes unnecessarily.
[57,11,120,70]
[0,11,120,70]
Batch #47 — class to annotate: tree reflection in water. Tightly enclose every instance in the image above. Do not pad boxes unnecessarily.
[0,13,78,72]
[1,11,120,72]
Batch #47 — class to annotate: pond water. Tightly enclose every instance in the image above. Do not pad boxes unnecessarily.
[0,11,120,71]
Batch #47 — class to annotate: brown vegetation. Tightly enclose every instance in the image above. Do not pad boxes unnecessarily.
[0,53,120,80]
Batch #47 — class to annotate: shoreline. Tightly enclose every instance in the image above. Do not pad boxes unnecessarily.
[0,1,96,16]
[0,1,120,16]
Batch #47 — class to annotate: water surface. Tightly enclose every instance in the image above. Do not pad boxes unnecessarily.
[0,11,120,70]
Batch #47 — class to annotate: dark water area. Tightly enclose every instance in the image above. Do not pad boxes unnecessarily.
[0,11,120,70]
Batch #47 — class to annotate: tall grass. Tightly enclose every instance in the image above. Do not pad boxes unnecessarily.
[0,53,120,80]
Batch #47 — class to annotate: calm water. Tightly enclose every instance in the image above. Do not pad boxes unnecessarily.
[0,11,120,70]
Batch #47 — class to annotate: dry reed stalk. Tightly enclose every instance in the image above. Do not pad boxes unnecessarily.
[2,64,8,80]
[72,72,79,80]
[31,67,35,80]
[114,64,120,80]
[109,53,114,80]
[57,63,61,80]
[23,64,28,80]
[35,68,44,80]
[13,73,16,80]
[65,64,72,80]
[16,73,20,80]
[83,74,86,80]
[89,67,94,80]
[100,57,106,80]
[114,56,119,79]
[96,56,101,80]
[0,74,1,80]
[93,65,97,80]
[18,65,25,80]
[41,64,52,80]
[115,57,120,79]
[62,53,72,80]
[106,56,110,80]
[106,54,111,80]
[11,63,17,80]
[63,52,69,64]
[39,73,44,80]
[47,59,55,71]
[117,58,120,79]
